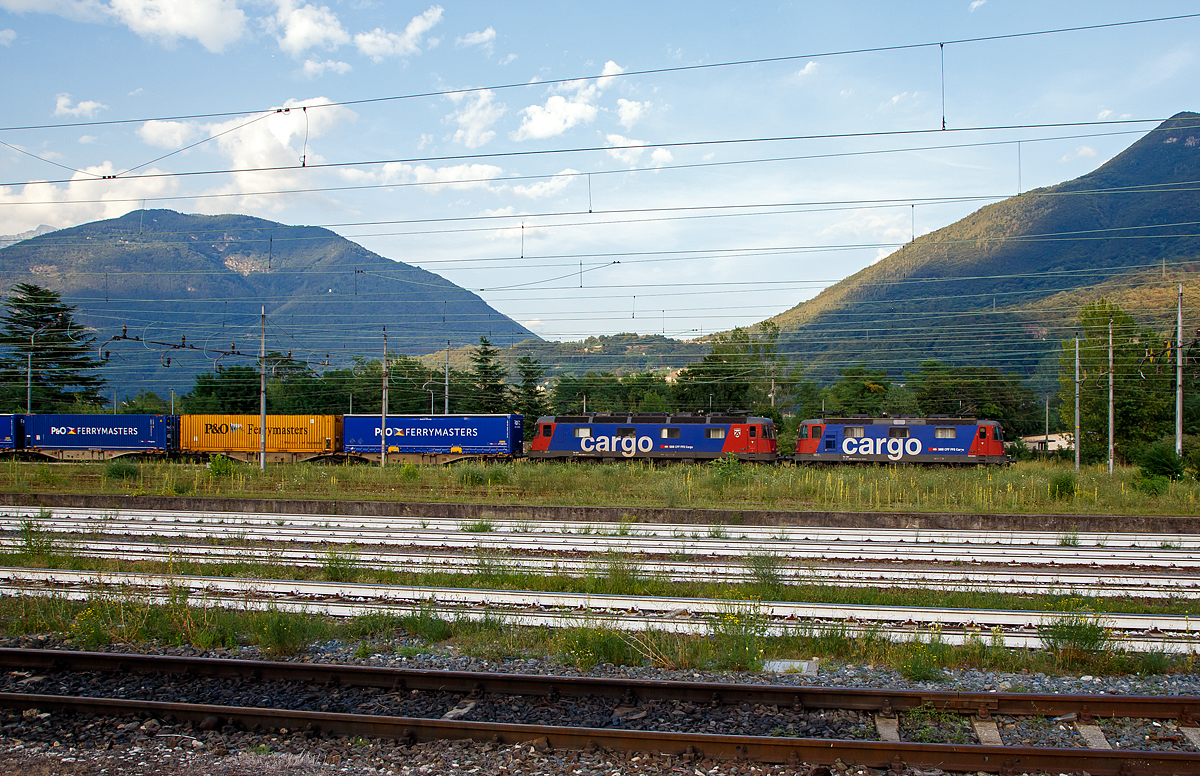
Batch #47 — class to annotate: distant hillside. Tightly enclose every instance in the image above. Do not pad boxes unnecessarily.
[768,111,1200,387]
[0,210,538,399]
[420,332,712,377]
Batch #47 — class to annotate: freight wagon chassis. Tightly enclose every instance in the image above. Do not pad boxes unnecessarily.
[348,452,505,465]
[21,448,169,462]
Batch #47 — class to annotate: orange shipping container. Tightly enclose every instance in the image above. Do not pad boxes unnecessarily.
[182,415,342,455]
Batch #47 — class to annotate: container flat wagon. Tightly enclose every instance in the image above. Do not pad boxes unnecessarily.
[22,414,178,461]
[180,414,342,463]
[529,413,777,462]
[0,415,22,452]
[343,414,522,464]
[795,416,1008,465]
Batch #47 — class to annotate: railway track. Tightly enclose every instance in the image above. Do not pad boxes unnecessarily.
[6,537,1199,598]
[0,648,1197,774]
[5,507,1198,568]
[3,567,1197,651]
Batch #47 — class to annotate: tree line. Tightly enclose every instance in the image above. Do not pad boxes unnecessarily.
[6,282,1193,460]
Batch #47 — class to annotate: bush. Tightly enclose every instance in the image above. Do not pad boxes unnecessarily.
[707,597,766,671]
[1038,600,1111,669]
[104,459,140,481]
[253,609,326,657]
[1133,475,1170,496]
[1139,441,1185,481]
[1048,470,1076,500]
[207,455,237,477]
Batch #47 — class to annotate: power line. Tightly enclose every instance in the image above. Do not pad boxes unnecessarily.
[3,12,1196,134]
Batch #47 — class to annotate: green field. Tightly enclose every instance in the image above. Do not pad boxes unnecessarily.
[2,457,1198,516]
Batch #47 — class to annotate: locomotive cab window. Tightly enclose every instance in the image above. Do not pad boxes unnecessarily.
[994,427,1004,441]
[798,424,808,440]
[845,426,865,438]
[934,427,956,439]
[541,425,553,437]
[574,427,592,438]
[888,427,909,438]
[616,427,636,437]
[978,428,987,439]
[749,426,758,438]
[661,428,680,439]
[705,428,726,439]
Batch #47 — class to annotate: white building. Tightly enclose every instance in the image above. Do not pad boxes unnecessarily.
[1021,432,1073,452]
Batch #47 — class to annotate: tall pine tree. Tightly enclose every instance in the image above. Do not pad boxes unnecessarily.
[0,283,105,412]
[470,336,511,413]
[514,354,549,439]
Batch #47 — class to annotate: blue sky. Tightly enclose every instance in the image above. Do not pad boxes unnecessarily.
[1,1,1198,344]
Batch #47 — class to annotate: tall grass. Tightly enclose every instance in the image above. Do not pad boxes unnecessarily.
[3,458,1198,515]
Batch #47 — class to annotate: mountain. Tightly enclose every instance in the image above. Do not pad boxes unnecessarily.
[767,111,1200,387]
[0,210,538,400]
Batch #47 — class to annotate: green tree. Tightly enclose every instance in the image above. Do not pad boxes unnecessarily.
[119,390,169,414]
[181,364,259,413]
[823,364,891,415]
[672,322,797,413]
[513,354,549,440]
[469,336,511,413]
[1057,299,1174,463]
[907,360,1042,438]
[0,283,106,412]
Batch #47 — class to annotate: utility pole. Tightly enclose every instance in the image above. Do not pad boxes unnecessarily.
[444,340,450,414]
[259,306,266,471]
[1074,338,1080,473]
[1044,394,1049,455]
[1178,283,1184,456]
[1108,316,1114,475]
[381,327,388,468]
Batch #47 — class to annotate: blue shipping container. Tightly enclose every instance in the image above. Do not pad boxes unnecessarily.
[24,414,178,451]
[0,415,21,450]
[343,414,523,456]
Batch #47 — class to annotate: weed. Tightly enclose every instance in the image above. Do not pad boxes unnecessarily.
[1038,599,1112,670]
[398,463,420,482]
[901,703,974,744]
[558,624,639,670]
[1134,475,1171,496]
[347,610,406,640]
[253,608,327,657]
[18,514,55,558]
[707,596,766,671]
[743,552,783,595]
[896,636,948,681]
[461,518,494,533]
[207,455,237,477]
[104,459,140,482]
[321,544,361,583]
[711,453,745,480]
[1057,527,1080,547]
[400,600,452,642]
[31,465,60,486]
[1139,441,1186,481]
[1136,649,1173,675]
[1161,540,1182,550]
[626,629,710,670]
[1048,471,1076,500]
[707,525,729,539]
[247,744,272,756]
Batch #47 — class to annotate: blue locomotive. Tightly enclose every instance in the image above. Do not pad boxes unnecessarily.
[795,416,1007,465]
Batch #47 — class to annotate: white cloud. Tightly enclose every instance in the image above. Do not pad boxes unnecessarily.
[354,5,442,61]
[795,60,817,77]
[1,0,246,51]
[78,135,97,144]
[128,87,143,96]
[597,59,624,91]
[54,93,107,118]
[820,211,910,247]
[376,162,502,191]
[605,133,645,166]
[879,91,912,109]
[0,28,15,45]
[0,160,180,235]
[1060,146,1097,163]
[417,132,433,149]
[616,98,648,129]
[523,318,545,331]
[270,0,349,58]
[447,90,505,149]
[302,58,351,77]
[499,52,516,65]
[650,148,672,167]
[137,118,201,148]
[510,168,578,198]
[1098,109,1114,119]
[512,70,621,141]
[456,26,493,52]
[969,0,986,10]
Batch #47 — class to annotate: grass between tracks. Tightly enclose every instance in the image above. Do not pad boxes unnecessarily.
[3,457,1200,515]
[0,530,1193,679]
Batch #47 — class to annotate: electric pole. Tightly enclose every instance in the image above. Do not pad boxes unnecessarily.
[381,327,388,468]
[444,340,450,414]
[1108,316,1114,475]
[1178,283,1184,456]
[259,306,266,471]
[1074,338,1080,473]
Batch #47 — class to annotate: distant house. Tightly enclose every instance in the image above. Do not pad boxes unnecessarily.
[1021,433,1073,452]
